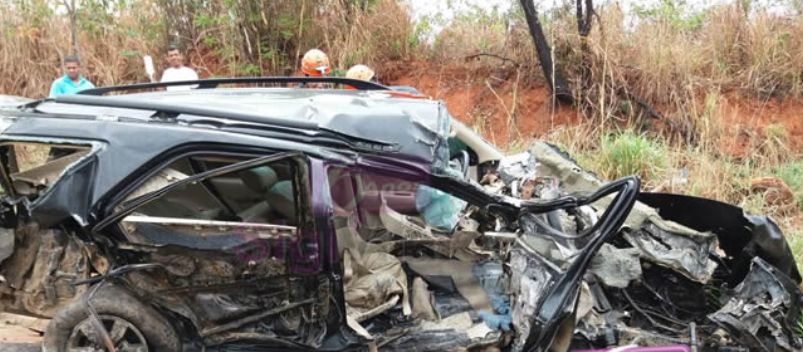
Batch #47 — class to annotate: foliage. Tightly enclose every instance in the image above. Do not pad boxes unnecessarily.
[597,131,668,182]
[633,0,706,32]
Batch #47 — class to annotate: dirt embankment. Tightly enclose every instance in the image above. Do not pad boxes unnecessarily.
[382,61,579,149]
[384,61,803,157]
[719,94,803,157]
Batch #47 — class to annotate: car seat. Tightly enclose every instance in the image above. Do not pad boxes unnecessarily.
[237,166,278,222]
[266,180,297,224]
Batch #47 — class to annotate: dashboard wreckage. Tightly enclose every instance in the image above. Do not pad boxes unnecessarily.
[0,78,799,352]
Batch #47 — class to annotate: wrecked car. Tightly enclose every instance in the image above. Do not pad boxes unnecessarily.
[0,94,32,109]
[0,77,799,352]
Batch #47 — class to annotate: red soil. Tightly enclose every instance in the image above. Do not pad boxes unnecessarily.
[384,61,803,158]
[383,61,578,148]
[719,93,803,157]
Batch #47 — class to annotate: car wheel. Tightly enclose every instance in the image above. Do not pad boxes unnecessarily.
[42,284,181,352]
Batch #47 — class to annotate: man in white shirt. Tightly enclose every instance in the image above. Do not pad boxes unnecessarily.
[160,45,198,91]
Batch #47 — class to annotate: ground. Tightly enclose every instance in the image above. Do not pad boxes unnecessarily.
[719,93,803,157]
[0,313,46,349]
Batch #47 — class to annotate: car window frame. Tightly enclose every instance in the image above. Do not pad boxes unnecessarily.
[0,137,103,201]
[93,151,310,235]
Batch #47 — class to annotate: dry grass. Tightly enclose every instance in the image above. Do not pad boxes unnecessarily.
[0,1,164,97]
[314,0,419,73]
[401,2,801,155]
[471,3,803,144]
[546,112,800,213]
[584,4,802,124]
[0,1,166,98]
[3,1,799,103]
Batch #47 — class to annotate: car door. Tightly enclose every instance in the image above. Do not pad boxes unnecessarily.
[92,151,332,347]
[0,140,98,317]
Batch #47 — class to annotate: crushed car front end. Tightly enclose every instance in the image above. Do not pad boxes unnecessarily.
[485,142,803,352]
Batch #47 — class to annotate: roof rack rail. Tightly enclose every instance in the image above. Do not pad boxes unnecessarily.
[78,76,391,96]
[50,94,319,130]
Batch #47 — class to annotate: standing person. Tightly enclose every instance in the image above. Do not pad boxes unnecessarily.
[345,64,375,82]
[48,55,95,97]
[344,64,376,89]
[300,49,331,77]
[160,45,198,91]
[299,49,331,88]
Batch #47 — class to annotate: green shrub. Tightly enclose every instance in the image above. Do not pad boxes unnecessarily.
[598,132,668,181]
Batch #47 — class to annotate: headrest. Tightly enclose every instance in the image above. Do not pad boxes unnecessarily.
[239,166,279,193]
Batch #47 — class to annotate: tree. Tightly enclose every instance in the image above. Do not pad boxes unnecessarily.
[576,0,594,91]
[63,0,78,55]
[518,0,573,105]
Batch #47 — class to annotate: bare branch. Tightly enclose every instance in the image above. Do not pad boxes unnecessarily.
[464,53,520,66]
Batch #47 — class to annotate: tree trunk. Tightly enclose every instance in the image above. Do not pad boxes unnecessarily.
[576,0,594,102]
[64,0,78,55]
[576,0,594,37]
[519,0,573,105]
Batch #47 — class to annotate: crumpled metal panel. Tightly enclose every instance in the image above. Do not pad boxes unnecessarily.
[498,151,536,185]
[526,141,721,284]
[323,100,451,174]
[528,142,602,194]
[509,248,555,352]
[0,136,103,227]
[709,257,803,351]
[0,98,449,227]
[30,88,454,173]
[624,222,719,283]
[637,192,802,284]
[589,243,642,288]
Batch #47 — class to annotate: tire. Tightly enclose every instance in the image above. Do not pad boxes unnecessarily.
[42,284,181,352]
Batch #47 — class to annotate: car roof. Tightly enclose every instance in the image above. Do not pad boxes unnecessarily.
[115,87,437,123]
[31,87,451,166]
[0,94,32,108]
